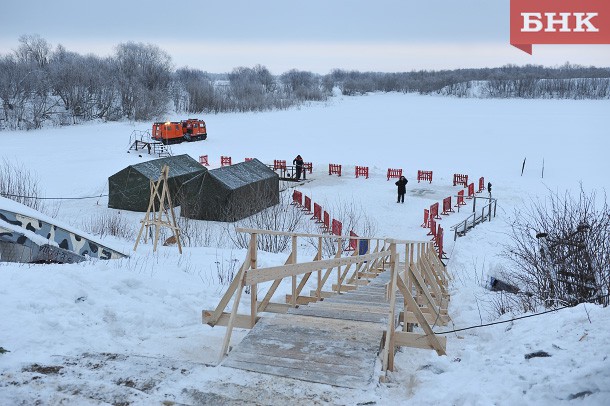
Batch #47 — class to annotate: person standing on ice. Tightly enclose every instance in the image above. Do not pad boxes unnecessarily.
[395,175,408,203]
[293,155,304,180]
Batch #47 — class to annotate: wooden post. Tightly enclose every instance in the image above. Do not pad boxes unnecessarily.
[382,243,398,372]
[249,233,258,328]
[316,237,322,298]
[219,270,245,363]
[133,165,182,254]
[291,235,297,307]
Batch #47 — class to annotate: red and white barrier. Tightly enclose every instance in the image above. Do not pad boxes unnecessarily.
[274,159,287,170]
[421,209,430,228]
[312,203,323,223]
[332,219,343,236]
[477,176,485,193]
[427,217,437,237]
[303,196,312,214]
[455,190,466,206]
[323,211,330,232]
[430,202,441,220]
[417,170,433,183]
[221,156,232,167]
[199,155,209,166]
[244,158,253,162]
[435,225,446,259]
[355,166,369,179]
[467,183,475,199]
[387,168,402,181]
[453,173,468,187]
[292,190,303,206]
[442,196,455,215]
[329,163,342,176]
[303,162,313,174]
[346,230,358,251]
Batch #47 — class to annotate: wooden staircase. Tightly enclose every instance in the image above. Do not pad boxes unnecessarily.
[204,229,451,387]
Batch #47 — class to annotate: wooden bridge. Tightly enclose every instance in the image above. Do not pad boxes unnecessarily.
[203,228,450,388]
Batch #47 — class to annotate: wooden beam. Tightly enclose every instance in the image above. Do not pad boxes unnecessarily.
[309,290,337,298]
[399,277,446,356]
[259,302,291,313]
[331,284,358,292]
[235,227,386,241]
[285,295,321,305]
[394,331,447,351]
[399,311,447,326]
[245,250,390,285]
[202,311,260,329]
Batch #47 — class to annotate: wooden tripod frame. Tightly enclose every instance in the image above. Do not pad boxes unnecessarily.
[133,164,182,254]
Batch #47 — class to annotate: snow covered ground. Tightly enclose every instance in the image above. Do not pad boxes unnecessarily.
[0,92,608,405]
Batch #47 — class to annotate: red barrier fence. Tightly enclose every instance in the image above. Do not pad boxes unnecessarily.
[421,209,430,228]
[323,211,330,232]
[346,230,358,251]
[199,155,209,166]
[417,170,433,183]
[467,183,475,199]
[303,196,312,213]
[442,196,455,215]
[303,162,313,174]
[355,166,369,179]
[244,158,253,162]
[312,203,323,223]
[430,202,441,220]
[455,190,466,207]
[221,156,232,167]
[329,163,342,176]
[292,190,303,206]
[387,168,402,181]
[453,173,468,187]
[436,225,445,259]
[427,217,437,237]
[274,159,287,170]
[478,176,485,193]
[332,219,343,236]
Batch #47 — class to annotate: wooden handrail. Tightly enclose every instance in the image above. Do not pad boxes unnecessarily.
[245,250,391,285]
[235,227,386,240]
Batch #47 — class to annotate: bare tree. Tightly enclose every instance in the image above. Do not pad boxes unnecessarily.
[503,187,610,308]
[113,42,173,120]
[14,34,51,68]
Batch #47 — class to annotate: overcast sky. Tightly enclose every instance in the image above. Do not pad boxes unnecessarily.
[2,0,609,74]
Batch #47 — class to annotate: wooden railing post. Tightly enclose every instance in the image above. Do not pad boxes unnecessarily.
[335,238,343,291]
[382,242,398,372]
[219,264,246,363]
[316,237,322,299]
[249,233,258,328]
[291,235,297,307]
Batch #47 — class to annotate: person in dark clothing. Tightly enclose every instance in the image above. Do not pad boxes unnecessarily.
[395,175,408,203]
[293,155,304,180]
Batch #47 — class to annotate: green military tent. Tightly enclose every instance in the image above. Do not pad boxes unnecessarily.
[108,154,206,212]
[180,158,279,222]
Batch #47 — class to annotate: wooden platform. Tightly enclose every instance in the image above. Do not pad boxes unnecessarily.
[221,270,402,388]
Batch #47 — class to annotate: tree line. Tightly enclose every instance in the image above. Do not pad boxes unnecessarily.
[1,35,609,130]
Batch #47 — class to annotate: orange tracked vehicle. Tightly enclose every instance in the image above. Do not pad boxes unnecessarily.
[152,118,207,144]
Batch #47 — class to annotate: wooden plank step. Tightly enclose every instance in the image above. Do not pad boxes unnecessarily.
[223,359,369,389]
[231,338,370,368]
[310,300,401,314]
[287,306,389,324]
[222,314,381,389]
